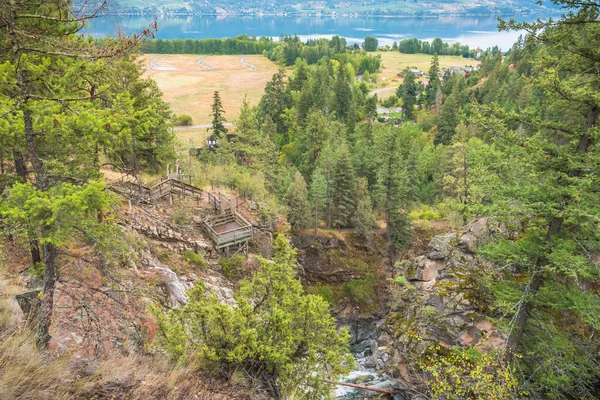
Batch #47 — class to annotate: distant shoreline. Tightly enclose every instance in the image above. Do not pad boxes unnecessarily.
[104,11,548,19]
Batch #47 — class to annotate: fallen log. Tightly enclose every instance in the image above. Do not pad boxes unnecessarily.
[327,380,398,395]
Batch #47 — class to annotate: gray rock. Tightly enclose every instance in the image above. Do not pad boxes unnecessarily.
[426,233,456,260]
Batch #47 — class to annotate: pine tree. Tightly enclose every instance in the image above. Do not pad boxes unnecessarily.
[392,41,398,51]
[0,0,160,348]
[374,126,411,266]
[400,72,417,120]
[309,168,328,234]
[352,178,378,242]
[473,5,600,394]
[426,53,441,109]
[435,94,459,145]
[156,234,354,399]
[333,142,356,229]
[210,90,227,138]
[285,171,310,232]
[334,64,352,121]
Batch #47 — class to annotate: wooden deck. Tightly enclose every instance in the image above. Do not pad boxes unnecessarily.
[202,210,253,251]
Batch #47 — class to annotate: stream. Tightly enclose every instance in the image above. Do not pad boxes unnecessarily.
[334,317,408,399]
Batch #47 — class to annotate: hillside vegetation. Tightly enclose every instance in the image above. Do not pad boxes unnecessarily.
[107,0,552,16]
[2,0,600,399]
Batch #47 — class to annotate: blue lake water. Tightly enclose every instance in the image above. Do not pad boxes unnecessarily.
[86,14,542,50]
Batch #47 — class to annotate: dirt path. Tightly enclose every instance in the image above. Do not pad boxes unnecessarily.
[240,57,255,70]
[146,56,256,73]
[196,56,214,70]
[174,123,234,131]
[369,87,396,96]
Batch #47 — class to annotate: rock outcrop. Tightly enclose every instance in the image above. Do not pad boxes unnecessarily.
[366,218,510,388]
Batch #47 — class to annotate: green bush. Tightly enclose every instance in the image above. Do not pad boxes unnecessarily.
[183,250,207,268]
[174,114,193,126]
[381,94,399,108]
[221,254,246,277]
[409,205,443,221]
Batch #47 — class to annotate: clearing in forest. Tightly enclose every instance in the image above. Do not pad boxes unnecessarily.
[374,52,480,99]
[141,54,279,146]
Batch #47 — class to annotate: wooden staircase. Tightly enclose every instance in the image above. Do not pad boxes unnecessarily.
[108,175,203,204]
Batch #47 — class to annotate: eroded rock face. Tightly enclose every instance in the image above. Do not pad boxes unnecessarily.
[293,234,368,284]
[378,218,510,388]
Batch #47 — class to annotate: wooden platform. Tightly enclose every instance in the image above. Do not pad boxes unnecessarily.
[202,210,253,252]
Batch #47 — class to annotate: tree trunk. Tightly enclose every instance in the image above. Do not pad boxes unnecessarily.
[505,106,598,362]
[13,149,43,265]
[13,150,27,180]
[386,193,395,268]
[504,217,562,362]
[24,109,57,349]
[35,241,58,348]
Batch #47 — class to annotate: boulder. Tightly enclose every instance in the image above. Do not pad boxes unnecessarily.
[426,233,456,260]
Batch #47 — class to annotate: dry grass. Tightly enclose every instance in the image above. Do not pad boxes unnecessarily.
[375,52,480,99]
[0,270,264,400]
[141,54,279,130]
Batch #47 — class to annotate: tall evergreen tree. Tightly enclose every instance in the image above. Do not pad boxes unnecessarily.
[426,53,441,110]
[352,177,378,242]
[0,0,160,348]
[285,171,311,232]
[309,168,328,234]
[334,64,352,121]
[210,90,227,138]
[333,143,356,229]
[473,5,600,394]
[435,94,459,145]
[374,126,411,266]
[399,72,417,120]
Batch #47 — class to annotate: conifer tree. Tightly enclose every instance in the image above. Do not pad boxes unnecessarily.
[284,171,310,232]
[374,126,411,266]
[0,0,159,348]
[435,94,459,145]
[352,178,378,242]
[473,5,600,394]
[210,90,227,138]
[334,64,352,121]
[399,72,417,120]
[157,234,354,399]
[426,53,441,109]
[309,168,328,234]
[333,143,356,229]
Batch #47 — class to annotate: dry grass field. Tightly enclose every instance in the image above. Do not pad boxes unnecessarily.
[141,54,279,136]
[374,52,480,98]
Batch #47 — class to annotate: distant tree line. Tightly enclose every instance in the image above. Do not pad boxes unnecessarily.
[395,37,500,58]
[126,34,381,72]
[137,35,278,55]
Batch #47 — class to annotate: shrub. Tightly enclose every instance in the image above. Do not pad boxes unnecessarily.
[170,199,194,226]
[174,114,192,126]
[183,250,206,268]
[220,254,246,277]
[409,205,443,221]
[381,94,399,108]
[343,277,377,312]
[420,346,522,400]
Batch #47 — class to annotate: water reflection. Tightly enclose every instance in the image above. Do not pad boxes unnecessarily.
[86,14,545,49]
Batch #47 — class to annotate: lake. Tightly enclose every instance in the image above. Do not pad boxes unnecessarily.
[86,14,543,50]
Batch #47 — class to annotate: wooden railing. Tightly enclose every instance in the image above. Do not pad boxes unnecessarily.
[202,210,253,250]
[107,175,203,203]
